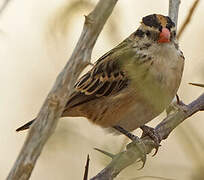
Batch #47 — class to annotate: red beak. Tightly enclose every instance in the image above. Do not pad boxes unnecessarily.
[158,27,170,43]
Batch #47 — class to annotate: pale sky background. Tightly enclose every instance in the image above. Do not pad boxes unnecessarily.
[0,0,204,179]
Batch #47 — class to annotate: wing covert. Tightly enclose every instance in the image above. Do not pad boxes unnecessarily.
[74,58,128,97]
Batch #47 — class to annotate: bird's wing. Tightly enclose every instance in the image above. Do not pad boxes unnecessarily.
[65,44,130,109]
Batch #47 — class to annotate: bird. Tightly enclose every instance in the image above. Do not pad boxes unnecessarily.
[16,14,184,143]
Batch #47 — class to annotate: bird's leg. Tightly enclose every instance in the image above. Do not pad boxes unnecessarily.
[140,125,161,156]
[113,125,138,141]
[113,125,147,169]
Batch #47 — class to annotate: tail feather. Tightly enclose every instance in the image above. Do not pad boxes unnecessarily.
[16,119,35,132]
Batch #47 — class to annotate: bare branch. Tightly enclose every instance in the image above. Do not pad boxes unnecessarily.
[91,93,204,180]
[168,0,181,28]
[7,0,118,179]
[177,0,200,39]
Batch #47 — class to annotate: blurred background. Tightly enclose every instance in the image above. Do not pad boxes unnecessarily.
[0,0,204,179]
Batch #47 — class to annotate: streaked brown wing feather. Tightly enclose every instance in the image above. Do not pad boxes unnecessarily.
[76,59,128,96]
[65,52,129,109]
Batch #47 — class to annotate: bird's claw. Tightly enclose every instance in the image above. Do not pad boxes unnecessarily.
[140,125,161,156]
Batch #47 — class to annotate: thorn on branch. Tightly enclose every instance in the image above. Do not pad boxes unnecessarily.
[189,82,204,88]
[83,155,90,180]
[84,15,94,25]
[176,94,186,107]
[94,148,115,159]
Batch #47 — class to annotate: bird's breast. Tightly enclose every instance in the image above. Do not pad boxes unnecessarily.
[115,44,184,131]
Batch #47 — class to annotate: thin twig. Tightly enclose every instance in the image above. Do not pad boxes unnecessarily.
[177,0,200,39]
[7,0,118,179]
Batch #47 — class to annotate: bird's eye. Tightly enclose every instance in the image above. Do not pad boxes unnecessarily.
[134,29,145,37]
[146,30,151,36]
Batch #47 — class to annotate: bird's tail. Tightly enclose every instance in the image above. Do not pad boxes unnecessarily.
[16,119,35,132]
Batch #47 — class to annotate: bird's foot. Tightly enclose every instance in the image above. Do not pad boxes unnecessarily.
[113,125,147,169]
[140,125,161,156]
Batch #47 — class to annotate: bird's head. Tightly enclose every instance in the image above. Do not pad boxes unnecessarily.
[134,14,176,44]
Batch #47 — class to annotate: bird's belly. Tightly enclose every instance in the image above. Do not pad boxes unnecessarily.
[115,100,162,131]
[88,84,174,131]
[115,86,173,131]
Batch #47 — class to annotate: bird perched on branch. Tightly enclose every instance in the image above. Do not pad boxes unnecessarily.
[16,14,184,145]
